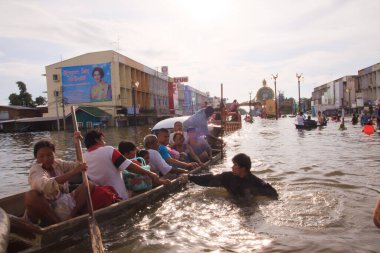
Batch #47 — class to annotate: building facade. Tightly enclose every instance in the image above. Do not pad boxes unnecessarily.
[44,50,211,126]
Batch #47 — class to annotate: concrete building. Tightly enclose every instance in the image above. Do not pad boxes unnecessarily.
[45,50,172,126]
[357,62,380,106]
[44,50,212,127]
[311,62,380,116]
[311,75,360,115]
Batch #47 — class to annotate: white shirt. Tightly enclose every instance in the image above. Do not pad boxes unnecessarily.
[147,149,172,176]
[296,115,304,125]
[84,145,131,200]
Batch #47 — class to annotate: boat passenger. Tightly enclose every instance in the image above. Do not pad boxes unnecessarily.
[83,130,170,200]
[143,134,189,179]
[181,153,278,199]
[118,141,153,193]
[25,139,93,226]
[170,132,204,165]
[187,127,212,163]
[137,149,150,166]
[156,128,199,170]
[374,197,380,229]
[183,106,221,145]
[169,121,188,146]
[304,115,317,127]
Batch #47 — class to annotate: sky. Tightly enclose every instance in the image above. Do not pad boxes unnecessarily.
[1,0,380,105]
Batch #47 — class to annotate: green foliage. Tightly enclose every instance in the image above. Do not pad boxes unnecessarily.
[35,96,47,106]
[8,81,45,108]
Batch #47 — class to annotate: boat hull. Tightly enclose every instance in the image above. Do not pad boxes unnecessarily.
[1,152,221,252]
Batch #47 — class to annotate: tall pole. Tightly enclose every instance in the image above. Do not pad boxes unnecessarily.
[54,90,60,131]
[62,95,66,131]
[271,74,278,120]
[249,92,252,117]
[133,81,140,126]
[296,73,303,112]
[347,88,351,115]
[132,86,136,126]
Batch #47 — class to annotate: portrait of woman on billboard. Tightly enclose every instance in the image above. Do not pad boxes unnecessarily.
[91,67,112,102]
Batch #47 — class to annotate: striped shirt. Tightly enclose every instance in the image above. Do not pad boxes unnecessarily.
[84,145,131,200]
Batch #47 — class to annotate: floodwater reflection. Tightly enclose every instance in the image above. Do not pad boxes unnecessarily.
[1,117,380,252]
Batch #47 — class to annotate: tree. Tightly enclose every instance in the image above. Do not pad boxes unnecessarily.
[35,96,47,106]
[8,81,36,107]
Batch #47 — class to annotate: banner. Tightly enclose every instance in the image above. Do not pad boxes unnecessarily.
[62,62,112,104]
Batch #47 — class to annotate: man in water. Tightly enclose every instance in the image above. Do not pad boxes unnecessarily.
[181,153,278,199]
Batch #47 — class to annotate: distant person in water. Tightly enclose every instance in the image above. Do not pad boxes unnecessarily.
[374,198,380,229]
[351,113,359,125]
[181,153,278,199]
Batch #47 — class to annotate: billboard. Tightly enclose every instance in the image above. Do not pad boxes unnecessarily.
[62,62,112,104]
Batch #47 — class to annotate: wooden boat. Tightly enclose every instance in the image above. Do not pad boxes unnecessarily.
[295,124,318,130]
[0,208,10,253]
[0,152,222,253]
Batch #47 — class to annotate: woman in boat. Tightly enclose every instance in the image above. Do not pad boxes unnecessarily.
[169,121,188,146]
[181,153,278,199]
[170,132,204,166]
[25,139,94,226]
[186,127,212,163]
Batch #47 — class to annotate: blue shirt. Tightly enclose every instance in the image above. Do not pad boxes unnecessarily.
[158,144,171,160]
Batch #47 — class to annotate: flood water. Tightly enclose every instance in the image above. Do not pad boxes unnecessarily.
[1,117,380,252]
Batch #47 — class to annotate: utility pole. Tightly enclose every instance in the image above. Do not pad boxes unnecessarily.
[61,93,66,130]
[54,90,60,131]
[296,73,303,112]
[271,74,278,120]
[249,91,252,117]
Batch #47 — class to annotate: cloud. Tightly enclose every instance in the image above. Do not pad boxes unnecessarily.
[0,0,380,105]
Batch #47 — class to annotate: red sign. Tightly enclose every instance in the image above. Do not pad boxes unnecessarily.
[173,76,189,83]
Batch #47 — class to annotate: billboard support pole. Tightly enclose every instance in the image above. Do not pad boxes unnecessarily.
[54,90,61,131]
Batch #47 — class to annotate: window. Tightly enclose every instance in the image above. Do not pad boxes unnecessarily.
[86,122,93,129]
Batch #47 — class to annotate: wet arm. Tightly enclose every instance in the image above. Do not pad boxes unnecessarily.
[166,157,192,169]
[188,174,223,187]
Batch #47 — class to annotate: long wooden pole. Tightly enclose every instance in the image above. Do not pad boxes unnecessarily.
[71,106,104,253]
[220,83,224,159]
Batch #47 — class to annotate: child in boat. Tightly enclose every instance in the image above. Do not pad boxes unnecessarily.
[118,141,153,193]
[25,139,94,226]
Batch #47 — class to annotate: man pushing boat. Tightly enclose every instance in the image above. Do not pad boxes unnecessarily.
[181,153,278,199]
